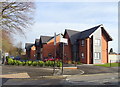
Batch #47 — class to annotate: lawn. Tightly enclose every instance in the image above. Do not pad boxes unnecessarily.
[95,63,120,67]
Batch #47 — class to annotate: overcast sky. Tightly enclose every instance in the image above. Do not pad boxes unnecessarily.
[13,1,118,52]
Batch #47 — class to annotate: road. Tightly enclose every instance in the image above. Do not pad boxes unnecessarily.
[65,73,119,85]
[0,64,119,86]
[2,73,119,85]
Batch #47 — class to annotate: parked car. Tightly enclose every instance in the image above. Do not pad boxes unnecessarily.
[48,58,54,61]
[14,56,21,60]
[54,58,61,61]
[43,58,61,62]
[43,58,48,62]
[10,56,14,59]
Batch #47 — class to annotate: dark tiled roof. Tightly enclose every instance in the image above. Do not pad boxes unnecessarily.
[47,33,63,42]
[65,25,103,44]
[35,39,40,46]
[25,43,34,50]
[40,36,52,44]
[65,29,80,44]
[78,25,101,39]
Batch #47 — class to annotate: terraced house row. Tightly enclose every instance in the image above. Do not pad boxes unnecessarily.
[25,24,112,64]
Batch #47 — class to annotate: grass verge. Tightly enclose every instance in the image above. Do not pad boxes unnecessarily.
[95,63,120,67]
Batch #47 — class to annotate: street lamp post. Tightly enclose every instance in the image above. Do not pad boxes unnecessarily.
[62,42,64,75]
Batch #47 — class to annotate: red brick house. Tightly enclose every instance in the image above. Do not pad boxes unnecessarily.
[25,43,36,60]
[25,24,112,64]
[39,34,62,60]
[35,39,40,60]
[63,24,112,64]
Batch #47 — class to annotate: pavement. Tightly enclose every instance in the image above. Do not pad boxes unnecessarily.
[0,73,30,78]
[3,77,68,85]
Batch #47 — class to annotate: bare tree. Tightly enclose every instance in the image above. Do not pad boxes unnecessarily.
[16,41,23,56]
[0,1,35,34]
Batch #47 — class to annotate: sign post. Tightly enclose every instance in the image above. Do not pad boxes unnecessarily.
[53,33,56,75]
[60,34,68,75]
[62,42,64,74]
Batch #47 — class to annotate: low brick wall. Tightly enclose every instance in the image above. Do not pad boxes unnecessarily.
[108,54,120,63]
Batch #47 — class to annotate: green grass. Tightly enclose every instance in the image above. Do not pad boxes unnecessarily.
[95,63,120,67]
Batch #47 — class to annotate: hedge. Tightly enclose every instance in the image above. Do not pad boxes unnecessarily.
[7,58,62,67]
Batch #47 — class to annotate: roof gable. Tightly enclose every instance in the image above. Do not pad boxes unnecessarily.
[35,39,40,46]
[101,27,112,41]
[47,33,63,43]
[78,25,101,39]
[40,36,52,44]
[64,29,80,44]
[63,24,112,44]
[25,43,34,50]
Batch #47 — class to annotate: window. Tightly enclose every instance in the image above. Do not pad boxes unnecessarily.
[81,40,85,46]
[95,39,100,46]
[81,52,84,58]
[94,52,100,59]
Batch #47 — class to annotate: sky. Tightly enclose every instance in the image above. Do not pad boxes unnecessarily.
[14,1,118,53]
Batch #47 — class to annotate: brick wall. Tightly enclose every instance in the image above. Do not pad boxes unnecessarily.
[42,35,61,59]
[30,46,36,60]
[79,39,87,64]
[102,33,108,63]
[64,33,72,63]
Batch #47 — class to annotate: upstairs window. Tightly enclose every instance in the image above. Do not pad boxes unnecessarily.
[81,40,85,46]
[95,39,100,46]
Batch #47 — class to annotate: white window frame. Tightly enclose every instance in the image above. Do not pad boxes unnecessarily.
[81,52,84,58]
[94,52,100,59]
[81,40,85,46]
[95,39,100,46]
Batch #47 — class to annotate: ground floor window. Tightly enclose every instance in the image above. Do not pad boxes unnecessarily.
[94,52,100,59]
[81,52,84,58]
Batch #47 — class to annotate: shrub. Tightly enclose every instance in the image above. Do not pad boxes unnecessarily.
[72,61,75,64]
[49,61,54,67]
[32,61,38,66]
[51,61,55,67]
[7,58,14,65]
[57,61,62,67]
[77,61,82,65]
[22,62,26,66]
[26,61,32,66]
[16,60,22,66]
[13,60,17,65]
[38,61,44,67]
[68,61,72,64]
[45,61,49,66]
